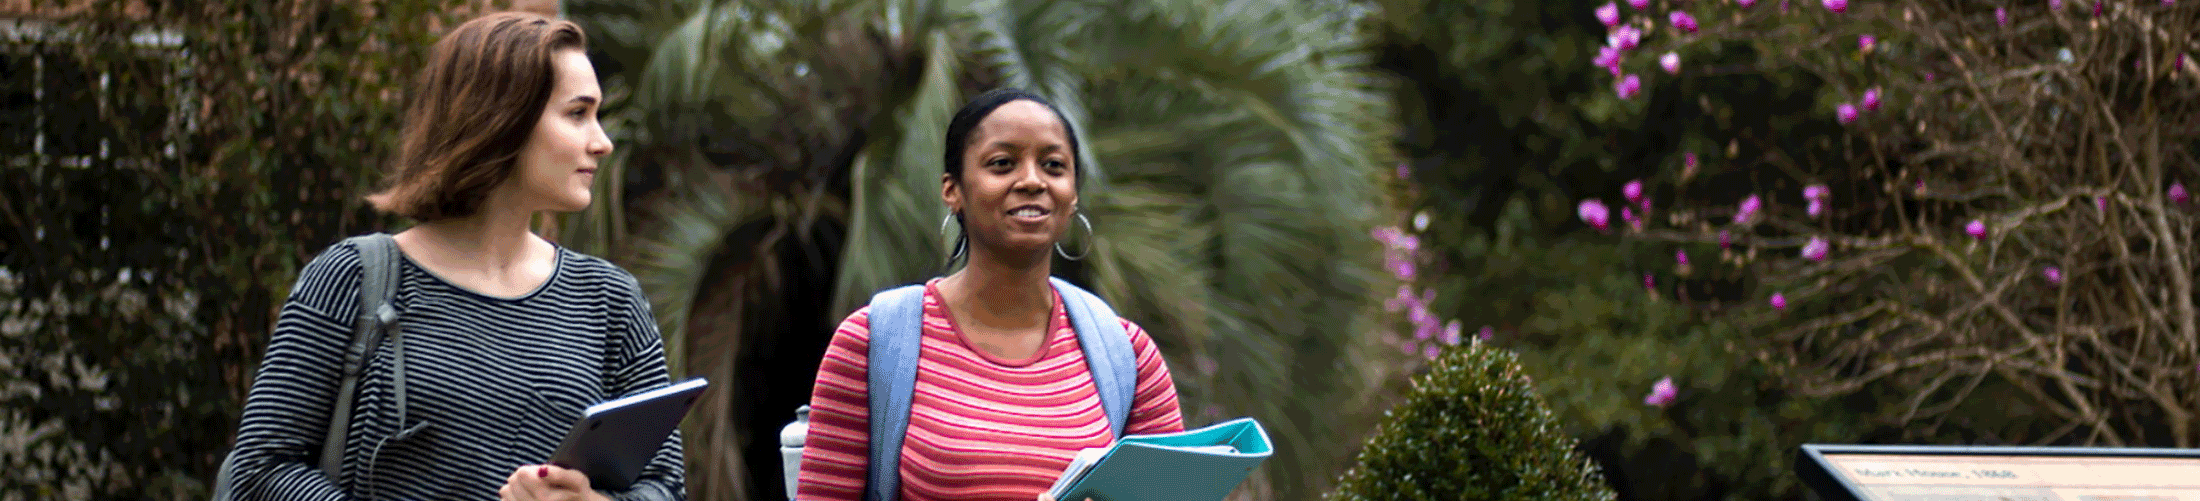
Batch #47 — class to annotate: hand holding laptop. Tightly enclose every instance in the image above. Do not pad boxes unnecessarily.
[500,463,607,501]
[545,378,710,491]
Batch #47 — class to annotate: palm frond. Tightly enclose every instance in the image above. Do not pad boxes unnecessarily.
[831,30,965,314]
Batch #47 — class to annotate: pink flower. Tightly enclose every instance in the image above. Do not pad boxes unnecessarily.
[1395,163,1410,179]
[2050,0,2061,10]
[1925,71,1936,83]
[2177,54,2186,71]
[1738,0,1756,7]
[1622,206,1637,225]
[1823,0,1847,13]
[2097,196,2109,213]
[1676,250,1690,265]
[1807,200,1826,217]
[1644,273,1656,290]
[1616,73,1643,99]
[1661,52,1681,73]
[1443,320,1463,345]
[1384,286,1414,313]
[1802,237,1829,261]
[1629,0,1649,10]
[1803,184,1830,201]
[2043,266,2064,285]
[1736,195,1762,225]
[1386,252,1417,280]
[1597,2,1622,27]
[1858,34,1874,52]
[2172,182,2190,205]
[1423,346,1440,359]
[1862,87,1883,112]
[1770,292,1788,310]
[1718,230,1733,248]
[1612,26,1643,51]
[1684,152,1698,169]
[2093,1,2102,16]
[1644,376,1678,407]
[1966,219,1987,239]
[1669,11,1699,33]
[1580,199,1612,230]
[1836,103,1860,124]
[1477,325,1495,341]
[1624,179,1646,204]
[1996,7,2009,26]
[1595,46,1624,75]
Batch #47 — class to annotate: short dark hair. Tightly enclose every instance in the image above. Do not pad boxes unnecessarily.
[941,88,1083,188]
[366,12,589,221]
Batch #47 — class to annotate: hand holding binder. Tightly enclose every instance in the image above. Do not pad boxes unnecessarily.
[1043,417,1273,501]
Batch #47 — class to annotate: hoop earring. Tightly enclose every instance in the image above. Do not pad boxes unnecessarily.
[941,212,967,266]
[1056,213,1093,261]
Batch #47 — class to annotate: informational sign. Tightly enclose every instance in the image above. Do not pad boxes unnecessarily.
[1799,444,2200,501]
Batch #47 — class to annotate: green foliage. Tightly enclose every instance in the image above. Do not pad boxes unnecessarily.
[1327,339,1616,501]
[1425,201,1876,500]
[0,0,459,498]
[1389,0,2200,499]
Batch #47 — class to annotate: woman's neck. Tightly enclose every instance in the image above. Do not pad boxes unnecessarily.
[943,248,1054,330]
[406,204,545,275]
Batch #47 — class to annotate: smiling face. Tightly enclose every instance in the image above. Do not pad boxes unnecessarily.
[942,99,1079,264]
[504,49,611,213]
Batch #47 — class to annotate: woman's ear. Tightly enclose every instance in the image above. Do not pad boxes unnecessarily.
[940,172,962,213]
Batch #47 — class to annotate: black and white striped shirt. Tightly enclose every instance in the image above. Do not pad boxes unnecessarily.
[226,238,684,500]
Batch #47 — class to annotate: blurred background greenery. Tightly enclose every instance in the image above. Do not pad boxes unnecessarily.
[3,0,2195,499]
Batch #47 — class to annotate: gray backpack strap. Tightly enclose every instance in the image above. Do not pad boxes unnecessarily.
[864,285,927,501]
[322,233,403,485]
[210,234,404,500]
[1050,277,1137,438]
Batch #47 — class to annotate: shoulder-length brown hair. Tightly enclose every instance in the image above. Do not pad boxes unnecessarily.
[366,12,588,221]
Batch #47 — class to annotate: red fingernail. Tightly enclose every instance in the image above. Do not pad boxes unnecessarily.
[538,466,549,478]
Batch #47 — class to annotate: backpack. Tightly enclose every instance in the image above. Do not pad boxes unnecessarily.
[211,233,405,500]
[779,277,1138,501]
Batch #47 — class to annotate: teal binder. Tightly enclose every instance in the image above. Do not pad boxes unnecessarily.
[1045,417,1273,501]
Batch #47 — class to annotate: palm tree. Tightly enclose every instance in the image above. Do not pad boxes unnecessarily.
[560,0,1396,499]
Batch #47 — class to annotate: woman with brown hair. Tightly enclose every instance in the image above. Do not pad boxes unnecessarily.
[220,12,683,500]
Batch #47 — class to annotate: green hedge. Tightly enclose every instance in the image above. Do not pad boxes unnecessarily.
[1328,339,1616,501]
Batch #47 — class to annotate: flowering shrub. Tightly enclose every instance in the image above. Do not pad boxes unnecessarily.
[1587,0,2200,452]
[1375,222,1471,361]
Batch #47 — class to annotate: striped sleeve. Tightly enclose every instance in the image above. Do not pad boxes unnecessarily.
[227,241,363,500]
[795,307,875,501]
[602,270,685,500]
[1119,319,1185,435]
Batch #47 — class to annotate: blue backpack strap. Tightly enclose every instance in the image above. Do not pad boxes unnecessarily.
[1050,277,1137,439]
[864,285,927,501]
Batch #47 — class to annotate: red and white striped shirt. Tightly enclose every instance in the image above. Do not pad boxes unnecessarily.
[795,279,1185,501]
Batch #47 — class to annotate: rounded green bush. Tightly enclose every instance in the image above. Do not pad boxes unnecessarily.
[1328,342,1617,501]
